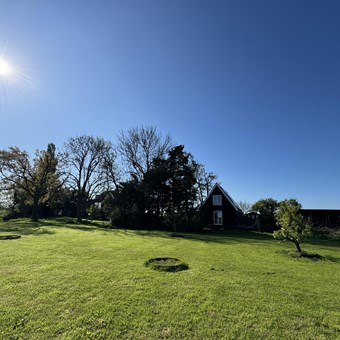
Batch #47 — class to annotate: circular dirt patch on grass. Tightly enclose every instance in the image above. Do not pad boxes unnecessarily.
[145,257,189,272]
[0,235,21,240]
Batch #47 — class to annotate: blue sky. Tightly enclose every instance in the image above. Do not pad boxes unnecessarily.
[0,0,339,208]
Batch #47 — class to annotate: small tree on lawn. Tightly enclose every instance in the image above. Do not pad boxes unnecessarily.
[274,199,312,254]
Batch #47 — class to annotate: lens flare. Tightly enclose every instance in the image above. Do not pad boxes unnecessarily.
[0,54,37,111]
[0,57,13,77]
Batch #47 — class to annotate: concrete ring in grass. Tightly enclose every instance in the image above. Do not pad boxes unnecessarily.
[145,257,189,272]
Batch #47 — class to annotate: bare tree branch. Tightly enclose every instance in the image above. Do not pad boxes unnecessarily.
[117,126,173,181]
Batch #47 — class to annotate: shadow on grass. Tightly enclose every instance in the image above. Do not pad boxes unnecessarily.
[62,224,105,233]
[130,229,276,246]
[275,250,340,262]
[0,218,110,236]
[1,218,274,245]
[2,218,340,251]
[0,234,21,240]
[306,238,340,249]
[0,226,55,236]
[322,255,340,263]
[0,218,58,236]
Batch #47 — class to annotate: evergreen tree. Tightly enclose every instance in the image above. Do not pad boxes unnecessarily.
[164,145,198,231]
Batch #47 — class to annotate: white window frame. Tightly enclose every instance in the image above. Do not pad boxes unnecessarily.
[212,194,222,205]
[213,210,223,225]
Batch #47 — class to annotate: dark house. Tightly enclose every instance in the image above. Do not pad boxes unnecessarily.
[300,209,340,229]
[200,183,243,228]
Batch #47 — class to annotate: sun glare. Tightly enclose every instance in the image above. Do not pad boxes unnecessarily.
[0,54,37,109]
[0,57,13,77]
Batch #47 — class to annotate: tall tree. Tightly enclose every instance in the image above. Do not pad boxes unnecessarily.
[165,145,198,231]
[274,199,312,254]
[62,135,117,222]
[117,126,173,181]
[0,143,61,221]
[107,145,200,231]
[142,156,171,227]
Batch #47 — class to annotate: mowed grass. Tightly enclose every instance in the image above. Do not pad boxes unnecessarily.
[0,219,339,339]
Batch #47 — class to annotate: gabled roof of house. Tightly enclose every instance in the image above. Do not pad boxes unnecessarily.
[201,183,242,213]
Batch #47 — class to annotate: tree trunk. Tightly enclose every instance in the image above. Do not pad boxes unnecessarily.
[31,198,40,222]
[293,240,302,254]
[76,197,83,223]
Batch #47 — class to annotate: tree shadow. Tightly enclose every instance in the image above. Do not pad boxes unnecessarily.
[62,224,105,232]
[0,217,110,236]
[129,229,275,246]
[2,218,339,250]
[0,225,55,236]
[322,255,340,263]
[0,219,56,236]
[48,221,274,246]
[2,217,272,244]
[307,238,340,248]
[275,250,340,262]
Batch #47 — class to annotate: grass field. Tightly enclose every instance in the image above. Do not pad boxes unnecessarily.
[0,218,339,339]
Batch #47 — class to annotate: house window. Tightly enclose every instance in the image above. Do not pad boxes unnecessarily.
[212,195,222,205]
[213,210,223,225]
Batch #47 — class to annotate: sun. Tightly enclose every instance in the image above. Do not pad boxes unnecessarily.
[0,57,13,77]
[0,54,36,104]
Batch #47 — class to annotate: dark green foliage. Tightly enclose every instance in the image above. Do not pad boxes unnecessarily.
[86,204,103,221]
[106,180,148,229]
[164,146,198,231]
[251,198,279,231]
[2,189,31,220]
[106,145,200,231]
[52,188,77,218]
[142,157,171,228]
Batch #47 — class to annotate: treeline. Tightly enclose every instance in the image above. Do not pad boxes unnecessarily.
[0,126,216,231]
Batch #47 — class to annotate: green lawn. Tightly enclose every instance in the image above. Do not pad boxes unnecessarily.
[0,219,339,339]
